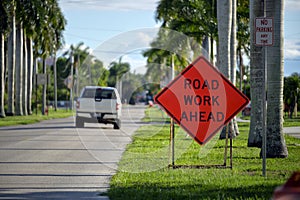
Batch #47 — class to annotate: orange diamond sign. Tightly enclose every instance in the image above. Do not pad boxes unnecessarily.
[154,56,249,145]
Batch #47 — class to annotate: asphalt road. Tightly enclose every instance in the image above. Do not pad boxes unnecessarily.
[0,105,145,199]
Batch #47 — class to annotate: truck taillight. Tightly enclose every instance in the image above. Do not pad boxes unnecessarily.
[76,100,80,109]
[116,103,120,111]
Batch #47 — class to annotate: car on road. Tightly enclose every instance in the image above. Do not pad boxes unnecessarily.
[242,101,251,116]
[75,86,122,129]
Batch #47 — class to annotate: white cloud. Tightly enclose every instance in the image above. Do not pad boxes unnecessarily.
[122,54,147,74]
[91,28,158,67]
[285,0,300,11]
[59,0,159,11]
[285,39,300,59]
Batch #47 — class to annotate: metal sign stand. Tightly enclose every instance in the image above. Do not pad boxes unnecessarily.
[166,54,235,169]
[170,118,175,167]
[261,2,268,178]
[169,122,233,169]
[262,44,267,177]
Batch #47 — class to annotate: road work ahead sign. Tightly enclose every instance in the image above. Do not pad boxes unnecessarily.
[154,56,249,145]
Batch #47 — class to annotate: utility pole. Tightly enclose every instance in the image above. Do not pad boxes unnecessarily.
[70,51,74,110]
[54,55,57,111]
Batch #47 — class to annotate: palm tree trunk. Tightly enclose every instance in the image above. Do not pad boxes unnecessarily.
[265,0,288,158]
[15,22,23,116]
[27,38,33,115]
[230,0,237,86]
[238,49,244,92]
[217,0,235,139]
[210,37,215,65]
[53,54,57,111]
[231,0,239,137]
[42,59,47,115]
[7,9,16,116]
[76,54,80,97]
[33,57,38,113]
[202,36,210,60]
[217,0,232,77]
[248,0,264,148]
[22,30,28,116]
[0,33,5,118]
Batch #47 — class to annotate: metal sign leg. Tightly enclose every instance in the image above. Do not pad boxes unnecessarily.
[170,118,175,168]
[223,124,229,166]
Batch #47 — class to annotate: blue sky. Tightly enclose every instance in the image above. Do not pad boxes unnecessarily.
[58,0,300,76]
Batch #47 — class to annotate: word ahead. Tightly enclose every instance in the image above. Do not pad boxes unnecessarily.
[154,56,249,145]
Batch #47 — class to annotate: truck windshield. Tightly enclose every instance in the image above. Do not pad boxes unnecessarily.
[82,88,116,99]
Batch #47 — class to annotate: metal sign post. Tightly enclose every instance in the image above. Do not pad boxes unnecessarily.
[255,16,273,177]
[262,46,267,177]
[170,118,175,168]
[170,55,175,168]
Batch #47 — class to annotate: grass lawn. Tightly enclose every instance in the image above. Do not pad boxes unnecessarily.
[241,112,300,127]
[108,107,300,200]
[283,114,300,127]
[0,108,73,127]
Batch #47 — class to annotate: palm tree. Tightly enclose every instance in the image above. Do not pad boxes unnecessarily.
[155,0,217,63]
[49,2,66,111]
[108,58,130,85]
[63,42,90,97]
[93,59,108,86]
[248,0,265,148]
[217,0,232,83]
[217,0,237,139]
[230,0,240,137]
[143,28,190,85]
[26,36,34,115]
[237,0,250,92]
[265,0,287,158]
[30,0,66,115]
[7,0,16,116]
[15,22,23,116]
[21,0,38,115]
[108,58,130,99]
[22,29,28,116]
[284,73,300,118]
[0,34,5,118]
[0,0,10,118]
[15,0,30,116]
[38,1,54,115]
[1,0,66,116]
[144,47,170,84]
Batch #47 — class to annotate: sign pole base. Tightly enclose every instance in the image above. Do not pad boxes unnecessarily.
[169,124,233,170]
[223,124,229,166]
[169,118,175,168]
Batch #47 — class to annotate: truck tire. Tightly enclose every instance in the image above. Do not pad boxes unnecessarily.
[76,117,84,128]
[113,119,121,129]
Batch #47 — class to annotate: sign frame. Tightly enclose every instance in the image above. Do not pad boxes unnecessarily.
[155,56,249,145]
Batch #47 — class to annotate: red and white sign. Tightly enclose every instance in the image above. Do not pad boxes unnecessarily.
[255,17,273,46]
[154,56,249,145]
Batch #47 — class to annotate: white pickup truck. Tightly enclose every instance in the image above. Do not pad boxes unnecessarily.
[75,86,122,129]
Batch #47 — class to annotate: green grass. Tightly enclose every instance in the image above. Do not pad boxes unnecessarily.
[238,112,300,127]
[108,107,300,200]
[0,108,73,127]
[283,114,300,127]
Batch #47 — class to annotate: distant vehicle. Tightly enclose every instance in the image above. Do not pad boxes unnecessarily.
[75,86,122,129]
[242,101,251,116]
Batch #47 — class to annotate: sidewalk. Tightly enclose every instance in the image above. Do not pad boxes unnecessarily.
[283,126,300,139]
[236,117,300,139]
